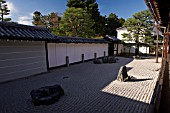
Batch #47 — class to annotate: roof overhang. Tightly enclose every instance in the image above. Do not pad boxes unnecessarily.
[144,0,170,30]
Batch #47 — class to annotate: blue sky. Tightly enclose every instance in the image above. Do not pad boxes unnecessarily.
[5,0,148,25]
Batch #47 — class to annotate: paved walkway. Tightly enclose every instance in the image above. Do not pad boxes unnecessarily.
[0,57,161,113]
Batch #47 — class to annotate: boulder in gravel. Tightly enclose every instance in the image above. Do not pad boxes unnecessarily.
[93,59,102,64]
[116,66,131,82]
[102,57,108,63]
[30,84,64,105]
[108,57,116,63]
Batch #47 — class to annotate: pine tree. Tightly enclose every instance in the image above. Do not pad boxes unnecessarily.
[122,10,153,55]
[66,0,104,36]
[0,0,11,22]
[59,7,95,37]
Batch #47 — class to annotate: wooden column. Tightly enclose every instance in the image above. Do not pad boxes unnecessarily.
[156,25,159,63]
[163,33,170,59]
[117,43,118,55]
[45,42,49,70]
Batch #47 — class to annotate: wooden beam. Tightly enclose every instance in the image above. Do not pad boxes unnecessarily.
[156,25,159,63]
[163,32,170,36]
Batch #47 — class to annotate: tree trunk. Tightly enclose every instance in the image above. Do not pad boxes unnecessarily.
[1,10,3,22]
[135,45,139,56]
[146,45,147,56]
[129,47,131,55]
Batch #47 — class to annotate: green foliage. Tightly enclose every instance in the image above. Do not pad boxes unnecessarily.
[105,13,124,36]
[32,11,46,27]
[119,18,125,25]
[32,0,125,37]
[67,0,85,8]
[0,0,11,22]
[122,10,153,54]
[59,7,95,37]
[32,11,61,34]
[67,0,105,36]
[66,0,125,37]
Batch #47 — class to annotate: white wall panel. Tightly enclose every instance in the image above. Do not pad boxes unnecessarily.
[48,42,108,68]
[56,43,67,66]
[97,44,103,57]
[67,44,75,63]
[0,40,47,83]
[48,43,56,68]
[74,44,82,62]
[87,44,94,59]
[82,44,89,60]
[118,44,124,54]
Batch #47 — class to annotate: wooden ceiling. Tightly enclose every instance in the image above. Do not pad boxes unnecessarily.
[145,0,170,29]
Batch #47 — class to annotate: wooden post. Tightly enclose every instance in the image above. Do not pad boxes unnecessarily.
[94,53,97,60]
[104,51,106,57]
[117,43,118,55]
[81,54,84,63]
[164,33,170,59]
[45,42,49,70]
[156,25,159,63]
[66,56,69,67]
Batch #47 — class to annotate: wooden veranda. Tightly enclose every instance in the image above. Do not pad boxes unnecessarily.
[144,0,170,113]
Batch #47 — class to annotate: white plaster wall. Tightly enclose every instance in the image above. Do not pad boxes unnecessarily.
[0,40,47,83]
[48,43,56,67]
[55,43,67,66]
[139,46,150,54]
[48,43,108,68]
[120,45,149,54]
[86,44,93,60]
[117,28,128,40]
[67,43,76,63]
[125,46,136,53]
[117,27,148,44]
[118,44,124,54]
[97,44,103,57]
[74,44,82,62]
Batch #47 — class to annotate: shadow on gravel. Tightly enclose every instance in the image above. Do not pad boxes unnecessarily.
[129,77,152,82]
[127,76,152,82]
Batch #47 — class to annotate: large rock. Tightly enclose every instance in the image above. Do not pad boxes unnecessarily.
[116,66,130,82]
[102,56,117,63]
[30,84,64,105]
[108,56,116,63]
[93,59,102,64]
[102,57,108,63]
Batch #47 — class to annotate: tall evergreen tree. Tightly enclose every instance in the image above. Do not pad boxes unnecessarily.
[67,0,104,36]
[59,7,95,37]
[105,13,125,37]
[119,17,125,26]
[122,10,153,55]
[67,0,85,8]
[32,11,45,26]
[32,11,61,35]
[0,0,11,22]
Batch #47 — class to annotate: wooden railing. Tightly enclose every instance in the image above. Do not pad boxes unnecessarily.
[149,58,168,113]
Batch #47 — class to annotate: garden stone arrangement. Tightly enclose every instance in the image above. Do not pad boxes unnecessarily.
[30,84,64,105]
[93,56,118,64]
[93,59,102,64]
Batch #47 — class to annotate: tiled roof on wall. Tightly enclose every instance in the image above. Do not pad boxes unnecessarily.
[55,36,108,43]
[104,35,121,42]
[0,22,108,43]
[0,22,55,41]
